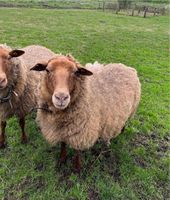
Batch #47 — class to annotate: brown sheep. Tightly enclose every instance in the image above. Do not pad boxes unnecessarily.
[31,55,141,172]
[0,44,55,148]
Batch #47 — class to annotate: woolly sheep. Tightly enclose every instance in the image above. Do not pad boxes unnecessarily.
[0,44,55,148]
[31,55,141,172]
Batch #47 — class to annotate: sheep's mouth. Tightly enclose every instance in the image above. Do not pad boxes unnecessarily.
[0,86,5,90]
[53,103,68,110]
[0,85,7,90]
[52,94,70,110]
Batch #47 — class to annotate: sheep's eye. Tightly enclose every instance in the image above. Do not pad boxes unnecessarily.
[74,71,80,76]
[46,69,50,73]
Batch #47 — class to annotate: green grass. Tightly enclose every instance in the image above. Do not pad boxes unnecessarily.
[0,8,169,200]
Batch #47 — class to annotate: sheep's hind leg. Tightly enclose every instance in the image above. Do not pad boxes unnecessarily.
[121,125,126,133]
[73,150,81,174]
[58,142,67,166]
[0,121,6,148]
[19,117,28,144]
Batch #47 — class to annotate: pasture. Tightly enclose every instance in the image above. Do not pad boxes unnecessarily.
[0,8,169,200]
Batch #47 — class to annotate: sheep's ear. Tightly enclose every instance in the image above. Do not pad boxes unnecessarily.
[9,50,25,58]
[30,63,47,71]
[75,68,93,76]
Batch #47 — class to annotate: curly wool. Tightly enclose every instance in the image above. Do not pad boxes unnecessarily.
[37,62,141,150]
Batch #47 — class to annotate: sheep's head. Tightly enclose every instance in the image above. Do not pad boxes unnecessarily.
[31,55,93,110]
[0,46,24,89]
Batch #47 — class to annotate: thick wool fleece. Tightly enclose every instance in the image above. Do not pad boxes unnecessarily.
[0,45,55,121]
[37,62,141,150]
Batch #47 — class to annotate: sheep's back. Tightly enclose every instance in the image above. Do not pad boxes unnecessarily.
[89,63,141,142]
[22,45,55,69]
[14,45,56,117]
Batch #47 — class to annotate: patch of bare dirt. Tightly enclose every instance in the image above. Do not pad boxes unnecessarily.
[88,187,100,200]
[4,176,45,200]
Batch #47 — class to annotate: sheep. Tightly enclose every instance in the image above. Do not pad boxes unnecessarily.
[0,44,55,148]
[85,61,103,73]
[31,55,141,172]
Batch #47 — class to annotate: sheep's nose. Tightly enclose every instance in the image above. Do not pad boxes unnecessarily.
[55,93,69,102]
[0,78,5,84]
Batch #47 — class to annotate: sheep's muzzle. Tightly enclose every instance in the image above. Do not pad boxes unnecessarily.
[52,91,70,110]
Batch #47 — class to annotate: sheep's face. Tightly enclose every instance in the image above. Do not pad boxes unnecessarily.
[0,47,24,89]
[31,55,93,110]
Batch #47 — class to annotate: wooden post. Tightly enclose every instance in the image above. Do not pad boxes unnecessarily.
[131,4,136,16]
[132,8,135,16]
[138,9,141,15]
[116,4,120,14]
[98,1,101,10]
[144,7,147,18]
[102,1,105,12]
[154,8,157,16]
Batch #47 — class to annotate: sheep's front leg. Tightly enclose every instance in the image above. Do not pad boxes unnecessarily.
[73,150,81,174]
[58,142,67,166]
[19,117,28,144]
[0,121,6,148]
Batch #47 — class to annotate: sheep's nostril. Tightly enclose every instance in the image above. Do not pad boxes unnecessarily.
[63,95,69,101]
[0,78,6,85]
[55,95,61,101]
[54,93,69,103]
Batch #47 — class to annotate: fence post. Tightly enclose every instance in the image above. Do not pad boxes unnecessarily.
[153,8,157,16]
[138,9,141,15]
[116,4,120,14]
[132,8,135,16]
[102,1,105,12]
[131,4,136,16]
[98,1,100,10]
[144,7,148,18]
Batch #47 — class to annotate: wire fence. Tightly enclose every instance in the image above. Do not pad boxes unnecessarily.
[99,1,169,17]
[0,0,169,17]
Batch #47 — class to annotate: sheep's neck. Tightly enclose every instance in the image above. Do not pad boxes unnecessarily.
[37,102,53,114]
[0,85,14,103]
[0,60,27,106]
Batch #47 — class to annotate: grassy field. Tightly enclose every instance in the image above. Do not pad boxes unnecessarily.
[0,8,169,200]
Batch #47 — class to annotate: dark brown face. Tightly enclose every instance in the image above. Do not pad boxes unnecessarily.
[0,47,24,90]
[31,55,93,110]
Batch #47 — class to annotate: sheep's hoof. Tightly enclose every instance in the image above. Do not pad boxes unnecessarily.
[0,142,6,149]
[58,157,67,167]
[73,150,81,174]
[121,126,126,133]
[21,136,28,144]
[73,160,81,175]
[73,167,81,175]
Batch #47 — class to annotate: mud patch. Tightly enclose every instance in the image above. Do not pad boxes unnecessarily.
[4,176,45,200]
[134,156,148,168]
[88,187,100,200]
